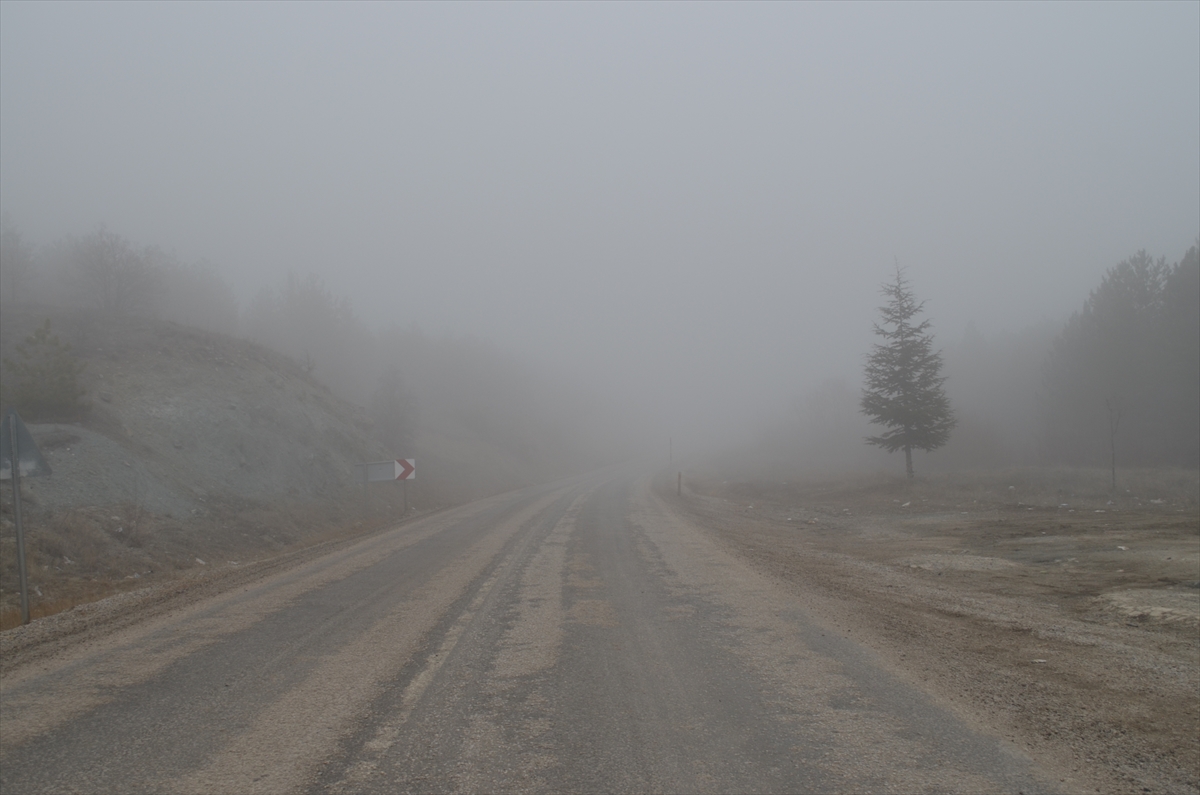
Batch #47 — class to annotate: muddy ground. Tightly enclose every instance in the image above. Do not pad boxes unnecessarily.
[666,467,1199,794]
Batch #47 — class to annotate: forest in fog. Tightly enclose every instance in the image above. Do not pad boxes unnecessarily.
[2,4,1197,482]
[759,244,1199,476]
[2,219,1196,477]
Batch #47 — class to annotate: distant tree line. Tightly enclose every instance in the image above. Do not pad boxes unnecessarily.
[7,216,1194,474]
[862,244,1199,474]
[1,219,238,335]
[1040,246,1199,469]
[839,244,1199,478]
[0,218,603,481]
[0,218,415,446]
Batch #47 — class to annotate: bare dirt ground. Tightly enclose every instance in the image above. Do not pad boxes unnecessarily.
[0,303,406,629]
[667,467,1200,795]
[0,486,422,630]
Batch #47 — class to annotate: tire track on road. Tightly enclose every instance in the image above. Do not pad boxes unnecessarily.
[0,482,574,794]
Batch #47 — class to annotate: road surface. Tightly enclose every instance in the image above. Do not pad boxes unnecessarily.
[0,469,1051,793]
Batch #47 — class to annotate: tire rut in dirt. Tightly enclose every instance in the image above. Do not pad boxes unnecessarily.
[308,484,589,794]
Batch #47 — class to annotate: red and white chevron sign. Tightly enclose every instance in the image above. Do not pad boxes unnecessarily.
[359,459,416,482]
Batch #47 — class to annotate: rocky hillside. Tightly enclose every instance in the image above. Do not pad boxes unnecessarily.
[3,304,388,514]
[0,305,436,625]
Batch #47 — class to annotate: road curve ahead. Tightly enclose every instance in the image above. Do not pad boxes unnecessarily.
[1,469,1051,794]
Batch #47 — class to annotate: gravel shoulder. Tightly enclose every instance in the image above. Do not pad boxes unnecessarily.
[0,485,563,794]
[665,470,1200,794]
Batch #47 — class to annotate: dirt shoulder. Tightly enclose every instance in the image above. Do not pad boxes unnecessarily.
[0,503,442,676]
[664,469,1200,794]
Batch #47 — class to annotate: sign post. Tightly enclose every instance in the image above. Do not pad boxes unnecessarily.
[398,458,415,514]
[1,408,52,625]
[354,459,415,517]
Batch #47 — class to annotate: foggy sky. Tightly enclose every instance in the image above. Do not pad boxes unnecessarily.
[2,2,1198,450]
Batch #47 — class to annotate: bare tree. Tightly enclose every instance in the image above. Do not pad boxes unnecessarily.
[69,227,164,315]
[0,215,34,304]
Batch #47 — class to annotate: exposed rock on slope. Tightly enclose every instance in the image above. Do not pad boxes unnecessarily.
[3,305,385,514]
[1,304,614,626]
[1,305,394,624]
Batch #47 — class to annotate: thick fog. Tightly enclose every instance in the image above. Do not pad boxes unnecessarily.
[2,3,1198,465]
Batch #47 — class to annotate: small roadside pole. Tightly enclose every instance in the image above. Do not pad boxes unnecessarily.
[678,471,682,496]
[354,458,416,518]
[1,408,53,626]
[361,462,370,517]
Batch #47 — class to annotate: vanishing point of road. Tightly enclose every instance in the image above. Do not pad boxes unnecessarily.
[1,469,1051,793]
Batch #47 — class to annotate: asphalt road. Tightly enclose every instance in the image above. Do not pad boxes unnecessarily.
[0,469,1052,793]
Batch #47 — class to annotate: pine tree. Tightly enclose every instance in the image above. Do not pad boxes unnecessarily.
[860,267,955,478]
[1039,247,1199,469]
[2,319,89,421]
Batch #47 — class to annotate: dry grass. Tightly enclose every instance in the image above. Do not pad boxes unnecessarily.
[670,464,1200,795]
[0,488,422,629]
[0,580,144,631]
[695,465,1200,515]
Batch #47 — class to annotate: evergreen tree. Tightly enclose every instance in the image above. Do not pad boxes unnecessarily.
[2,319,89,421]
[860,267,955,477]
[1040,247,1199,468]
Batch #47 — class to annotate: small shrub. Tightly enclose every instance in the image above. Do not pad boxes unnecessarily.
[2,319,89,421]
